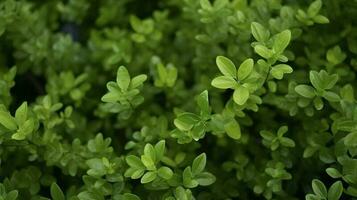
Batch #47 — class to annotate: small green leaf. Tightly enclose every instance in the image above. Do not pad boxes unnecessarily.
[308,0,322,17]
[328,181,343,200]
[211,76,236,89]
[15,102,28,124]
[233,86,249,105]
[295,85,316,98]
[196,90,210,117]
[224,120,241,140]
[192,153,206,175]
[117,66,131,91]
[323,91,340,102]
[50,183,65,200]
[344,132,357,147]
[141,171,157,183]
[154,140,166,161]
[326,168,342,178]
[251,22,270,42]
[0,111,17,131]
[254,45,273,59]
[273,30,291,54]
[126,155,145,169]
[312,179,327,198]
[238,58,254,81]
[157,166,173,180]
[195,172,216,186]
[130,74,147,89]
[279,137,295,148]
[216,56,236,78]
[314,15,329,24]
[310,71,323,90]
[144,144,157,163]
[270,64,293,79]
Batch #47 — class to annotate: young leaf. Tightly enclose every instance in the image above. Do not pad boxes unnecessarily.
[295,85,316,98]
[224,120,241,139]
[50,183,65,200]
[192,153,206,175]
[251,22,270,42]
[233,86,249,105]
[216,56,236,78]
[237,58,254,81]
[328,181,343,200]
[270,64,293,79]
[312,179,327,198]
[0,111,17,131]
[117,66,131,91]
[211,76,236,89]
[157,166,173,180]
[273,30,291,54]
[141,171,157,183]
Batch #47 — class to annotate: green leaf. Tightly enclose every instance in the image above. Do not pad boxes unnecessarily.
[323,91,340,102]
[224,119,241,139]
[295,85,316,98]
[254,45,273,59]
[195,172,216,186]
[237,58,254,81]
[233,86,249,105]
[216,56,236,78]
[308,0,322,17]
[50,183,65,200]
[328,181,343,200]
[15,102,28,124]
[122,193,141,200]
[0,111,17,131]
[270,64,293,79]
[141,171,157,183]
[157,166,173,180]
[126,155,145,169]
[312,179,327,198]
[314,15,329,24]
[251,22,270,42]
[211,76,236,89]
[154,140,165,161]
[117,66,131,91]
[192,153,206,175]
[310,71,323,90]
[326,168,342,178]
[144,144,157,163]
[174,113,200,131]
[196,90,210,117]
[273,30,291,54]
[344,132,357,147]
[130,74,147,89]
[279,137,295,148]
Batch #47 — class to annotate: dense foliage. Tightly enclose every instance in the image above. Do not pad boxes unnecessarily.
[0,0,357,199]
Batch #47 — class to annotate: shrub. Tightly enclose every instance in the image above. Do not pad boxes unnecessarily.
[0,0,356,199]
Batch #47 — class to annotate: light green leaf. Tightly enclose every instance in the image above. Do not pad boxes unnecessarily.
[326,168,342,178]
[270,64,293,79]
[273,30,291,54]
[211,76,236,89]
[50,183,65,200]
[15,102,28,124]
[224,120,241,140]
[323,91,340,102]
[196,90,210,117]
[141,171,157,183]
[251,22,270,42]
[254,45,273,59]
[117,66,131,91]
[157,166,173,180]
[295,85,316,98]
[233,86,249,105]
[192,153,206,175]
[308,0,322,17]
[130,74,147,89]
[238,58,254,81]
[216,56,236,78]
[328,181,343,200]
[154,140,166,161]
[344,132,357,147]
[312,179,327,198]
[0,111,17,131]
[126,155,145,169]
[195,172,216,186]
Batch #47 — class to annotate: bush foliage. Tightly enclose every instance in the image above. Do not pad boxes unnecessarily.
[0,0,357,199]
